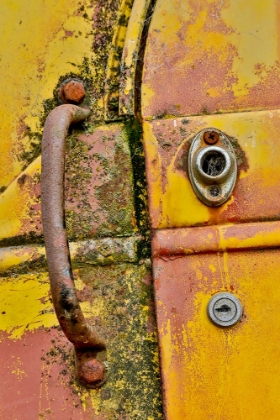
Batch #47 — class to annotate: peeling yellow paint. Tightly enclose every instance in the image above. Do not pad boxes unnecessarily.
[0,273,56,339]
[104,0,133,119]
[222,0,278,95]
[142,0,280,118]
[0,1,162,418]
[0,156,41,241]
[0,245,44,273]
[120,0,151,114]
[157,250,280,418]
[0,0,95,188]
[144,110,280,228]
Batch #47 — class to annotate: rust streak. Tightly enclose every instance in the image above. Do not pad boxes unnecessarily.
[152,220,280,257]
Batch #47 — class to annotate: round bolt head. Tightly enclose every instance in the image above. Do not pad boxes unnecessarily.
[209,185,222,198]
[207,292,242,327]
[203,130,220,145]
[79,359,105,387]
[59,80,85,104]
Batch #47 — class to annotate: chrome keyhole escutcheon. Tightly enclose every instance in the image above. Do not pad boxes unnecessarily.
[207,292,243,327]
[188,128,237,206]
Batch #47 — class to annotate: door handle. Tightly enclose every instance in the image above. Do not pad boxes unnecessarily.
[41,104,106,388]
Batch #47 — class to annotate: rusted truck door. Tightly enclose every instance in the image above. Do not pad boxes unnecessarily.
[141,0,280,419]
[0,1,162,419]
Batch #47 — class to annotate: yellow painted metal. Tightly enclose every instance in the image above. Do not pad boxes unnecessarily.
[0,244,45,273]
[0,0,96,189]
[104,0,133,119]
[0,120,136,243]
[141,0,280,118]
[0,156,41,242]
[153,221,280,256]
[141,0,280,418]
[143,110,280,229]
[155,250,280,419]
[0,0,97,243]
[0,273,57,339]
[0,264,161,418]
[119,0,151,115]
[0,2,163,418]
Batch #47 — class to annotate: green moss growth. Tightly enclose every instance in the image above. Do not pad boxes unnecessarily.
[124,117,151,260]
[76,262,163,419]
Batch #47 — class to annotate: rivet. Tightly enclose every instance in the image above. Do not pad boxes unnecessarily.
[59,79,86,104]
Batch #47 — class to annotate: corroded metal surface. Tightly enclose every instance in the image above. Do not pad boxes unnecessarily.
[0,123,135,244]
[119,0,152,115]
[0,264,162,419]
[64,124,135,240]
[143,110,280,229]
[188,129,237,207]
[142,0,280,118]
[42,104,106,388]
[141,1,280,418]
[152,221,280,257]
[104,0,134,120]
[153,249,280,419]
[58,79,86,104]
[0,0,163,417]
[0,236,141,276]
[0,0,136,245]
[203,130,220,145]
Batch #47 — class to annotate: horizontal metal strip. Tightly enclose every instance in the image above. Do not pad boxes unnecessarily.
[0,236,141,275]
[152,221,280,257]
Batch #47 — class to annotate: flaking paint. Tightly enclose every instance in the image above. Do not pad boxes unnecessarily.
[141,0,280,418]
[154,251,280,419]
[144,110,280,229]
[142,0,280,118]
[0,0,163,417]
[0,264,163,419]
[0,0,96,189]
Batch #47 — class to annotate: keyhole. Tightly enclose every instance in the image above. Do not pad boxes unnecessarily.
[215,304,231,313]
[202,151,226,176]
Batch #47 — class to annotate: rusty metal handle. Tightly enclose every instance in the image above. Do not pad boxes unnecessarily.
[41,104,106,388]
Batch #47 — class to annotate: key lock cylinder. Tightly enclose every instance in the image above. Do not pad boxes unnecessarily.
[188,129,237,207]
[188,129,242,327]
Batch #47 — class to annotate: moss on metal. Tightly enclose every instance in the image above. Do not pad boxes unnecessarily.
[64,124,135,241]
[16,0,124,172]
[124,117,151,260]
[0,264,163,418]
[0,1,163,417]
[73,262,163,419]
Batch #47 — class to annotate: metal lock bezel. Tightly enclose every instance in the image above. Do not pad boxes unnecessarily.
[207,292,243,328]
[188,128,237,206]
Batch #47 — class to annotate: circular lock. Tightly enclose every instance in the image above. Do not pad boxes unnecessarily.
[195,146,232,184]
[188,128,237,206]
[207,292,242,327]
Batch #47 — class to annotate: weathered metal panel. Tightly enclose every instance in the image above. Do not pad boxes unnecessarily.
[0,124,135,245]
[0,264,162,419]
[153,249,280,419]
[142,0,280,418]
[0,0,96,189]
[0,0,138,245]
[119,0,152,115]
[143,110,280,229]
[0,0,163,418]
[142,0,280,118]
